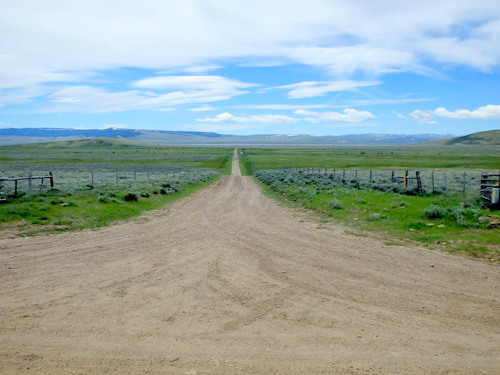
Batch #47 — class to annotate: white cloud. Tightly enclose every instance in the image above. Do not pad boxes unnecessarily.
[409,110,437,124]
[196,112,299,124]
[189,105,218,112]
[231,104,334,110]
[410,104,500,123]
[434,105,500,119]
[43,74,256,112]
[132,75,255,90]
[295,109,376,123]
[1,0,500,93]
[279,80,381,99]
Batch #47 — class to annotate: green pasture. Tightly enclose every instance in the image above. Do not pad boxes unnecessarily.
[242,146,500,170]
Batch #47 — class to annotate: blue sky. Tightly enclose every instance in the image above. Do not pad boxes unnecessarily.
[1,0,499,136]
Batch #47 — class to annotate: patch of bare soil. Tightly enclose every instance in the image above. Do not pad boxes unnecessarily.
[0,151,498,374]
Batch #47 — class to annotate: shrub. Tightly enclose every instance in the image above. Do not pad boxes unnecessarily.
[123,193,138,202]
[423,204,446,219]
[328,198,344,210]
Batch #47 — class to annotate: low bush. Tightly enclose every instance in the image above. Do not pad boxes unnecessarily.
[123,193,139,202]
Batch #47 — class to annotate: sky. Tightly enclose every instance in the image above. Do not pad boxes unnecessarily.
[1,0,500,136]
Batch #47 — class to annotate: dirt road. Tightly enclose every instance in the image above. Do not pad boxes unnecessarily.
[1,151,498,374]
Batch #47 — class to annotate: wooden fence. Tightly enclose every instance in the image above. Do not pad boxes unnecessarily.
[480,173,500,202]
[0,172,54,199]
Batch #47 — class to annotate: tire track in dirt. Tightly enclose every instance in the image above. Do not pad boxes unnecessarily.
[0,150,498,374]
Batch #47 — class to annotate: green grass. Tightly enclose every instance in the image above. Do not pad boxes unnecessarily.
[242,146,500,170]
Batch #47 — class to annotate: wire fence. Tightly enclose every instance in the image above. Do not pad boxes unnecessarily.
[260,167,499,198]
[0,166,218,196]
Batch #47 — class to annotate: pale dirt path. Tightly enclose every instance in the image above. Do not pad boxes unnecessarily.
[0,150,498,374]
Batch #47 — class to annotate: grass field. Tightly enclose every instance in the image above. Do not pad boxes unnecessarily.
[0,141,233,234]
[241,147,499,261]
[242,146,500,170]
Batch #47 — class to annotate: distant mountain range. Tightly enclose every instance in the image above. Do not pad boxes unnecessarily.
[0,127,461,146]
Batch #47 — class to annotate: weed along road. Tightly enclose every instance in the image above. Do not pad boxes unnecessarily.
[0,150,498,375]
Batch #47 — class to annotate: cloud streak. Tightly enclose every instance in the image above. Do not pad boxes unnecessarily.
[196,112,298,124]
[279,80,381,99]
[295,109,376,123]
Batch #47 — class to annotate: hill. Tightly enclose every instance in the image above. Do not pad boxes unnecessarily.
[9,137,154,148]
[421,129,500,146]
[0,127,456,146]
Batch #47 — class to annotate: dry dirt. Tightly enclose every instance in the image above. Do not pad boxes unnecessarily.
[0,150,498,374]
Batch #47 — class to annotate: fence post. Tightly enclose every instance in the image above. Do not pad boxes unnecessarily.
[49,172,54,188]
[444,172,448,195]
[91,171,94,185]
[404,171,408,188]
[416,171,422,193]
[342,169,345,179]
[462,172,466,199]
[431,171,435,193]
[391,171,394,183]
[369,170,373,183]
[134,171,137,181]
[28,172,33,195]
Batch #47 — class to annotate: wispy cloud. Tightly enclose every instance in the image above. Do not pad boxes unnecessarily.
[189,105,218,112]
[230,104,335,110]
[196,112,299,124]
[43,75,257,112]
[295,109,376,123]
[410,104,500,123]
[279,80,381,99]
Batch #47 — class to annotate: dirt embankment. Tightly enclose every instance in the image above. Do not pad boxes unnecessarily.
[0,150,498,374]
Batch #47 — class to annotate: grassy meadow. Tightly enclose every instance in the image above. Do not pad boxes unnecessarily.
[241,146,500,261]
[0,140,233,235]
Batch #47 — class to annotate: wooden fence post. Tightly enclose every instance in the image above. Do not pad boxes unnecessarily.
[49,172,54,188]
[404,171,408,188]
[28,172,33,195]
[431,171,435,193]
[369,170,373,183]
[444,172,448,195]
[462,172,466,199]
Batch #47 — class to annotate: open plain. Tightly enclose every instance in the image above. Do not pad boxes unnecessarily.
[0,151,498,374]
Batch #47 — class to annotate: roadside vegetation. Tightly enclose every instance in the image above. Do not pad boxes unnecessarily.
[241,147,499,261]
[0,141,232,235]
